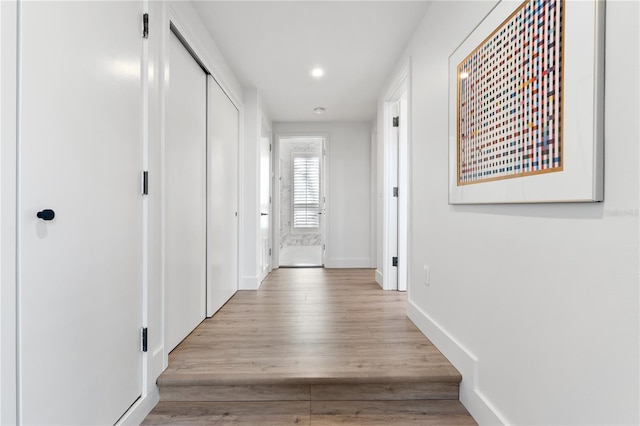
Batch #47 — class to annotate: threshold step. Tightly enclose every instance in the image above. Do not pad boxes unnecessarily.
[142,400,477,425]
[158,381,459,402]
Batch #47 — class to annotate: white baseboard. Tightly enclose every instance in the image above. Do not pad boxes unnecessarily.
[407,300,507,426]
[257,269,268,286]
[375,269,383,287]
[116,386,160,426]
[323,258,371,268]
[152,347,166,384]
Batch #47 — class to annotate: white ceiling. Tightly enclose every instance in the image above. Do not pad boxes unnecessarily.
[192,1,431,123]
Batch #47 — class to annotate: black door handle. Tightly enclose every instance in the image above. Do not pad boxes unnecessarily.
[37,209,55,221]
[260,212,268,216]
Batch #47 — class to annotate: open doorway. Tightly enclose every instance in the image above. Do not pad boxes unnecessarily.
[276,136,325,267]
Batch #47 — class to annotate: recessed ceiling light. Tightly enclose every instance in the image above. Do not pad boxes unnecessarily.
[313,107,326,114]
[311,68,325,78]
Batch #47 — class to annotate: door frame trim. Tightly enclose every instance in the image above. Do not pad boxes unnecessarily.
[382,60,411,292]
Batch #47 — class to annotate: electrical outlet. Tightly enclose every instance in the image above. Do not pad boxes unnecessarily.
[424,265,430,286]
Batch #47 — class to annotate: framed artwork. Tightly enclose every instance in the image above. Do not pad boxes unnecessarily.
[448,0,604,204]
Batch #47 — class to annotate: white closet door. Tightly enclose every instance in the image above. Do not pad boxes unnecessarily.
[166,32,207,351]
[207,76,239,316]
[18,2,143,424]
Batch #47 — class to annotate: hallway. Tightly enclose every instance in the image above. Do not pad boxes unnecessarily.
[143,268,475,425]
[1,1,638,423]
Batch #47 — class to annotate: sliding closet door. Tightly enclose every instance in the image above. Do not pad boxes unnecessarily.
[165,31,207,351]
[18,2,143,424]
[207,76,240,316]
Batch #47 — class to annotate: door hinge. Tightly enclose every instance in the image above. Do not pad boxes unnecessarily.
[269,144,272,152]
[393,116,399,127]
[393,187,398,197]
[142,171,149,195]
[269,248,272,256]
[141,327,148,352]
[142,13,149,39]
[392,257,398,267]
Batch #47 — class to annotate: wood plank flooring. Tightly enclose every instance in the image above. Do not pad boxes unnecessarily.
[143,268,476,425]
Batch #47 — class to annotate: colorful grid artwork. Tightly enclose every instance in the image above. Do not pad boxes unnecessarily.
[457,0,564,186]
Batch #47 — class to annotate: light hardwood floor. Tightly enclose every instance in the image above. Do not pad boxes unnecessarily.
[143,268,476,425]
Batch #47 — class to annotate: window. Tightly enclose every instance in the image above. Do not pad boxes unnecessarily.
[292,154,320,229]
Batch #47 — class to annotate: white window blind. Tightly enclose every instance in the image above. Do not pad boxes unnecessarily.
[293,155,320,228]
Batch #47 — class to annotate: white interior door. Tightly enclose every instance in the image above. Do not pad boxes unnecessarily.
[398,96,408,292]
[259,122,272,279]
[18,2,143,424]
[207,75,239,316]
[166,31,207,351]
[388,102,400,290]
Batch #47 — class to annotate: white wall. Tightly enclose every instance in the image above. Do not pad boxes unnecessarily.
[378,1,639,424]
[370,128,377,273]
[273,122,373,268]
[242,88,272,289]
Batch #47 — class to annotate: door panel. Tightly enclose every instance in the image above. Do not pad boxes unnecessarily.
[166,32,207,351]
[389,102,400,291]
[18,2,143,424]
[398,97,408,292]
[207,76,239,316]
